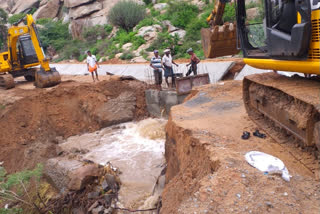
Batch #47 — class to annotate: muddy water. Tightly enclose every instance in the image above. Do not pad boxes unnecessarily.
[60,118,166,209]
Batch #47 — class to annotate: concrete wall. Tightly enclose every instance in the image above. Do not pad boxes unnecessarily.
[145,89,188,118]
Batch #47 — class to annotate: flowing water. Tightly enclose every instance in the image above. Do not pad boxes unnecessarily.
[60,118,167,210]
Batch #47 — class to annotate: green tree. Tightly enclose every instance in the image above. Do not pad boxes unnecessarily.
[0,8,8,51]
[108,0,146,32]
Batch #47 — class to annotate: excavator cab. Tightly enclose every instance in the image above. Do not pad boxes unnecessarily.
[19,34,39,65]
[237,0,313,60]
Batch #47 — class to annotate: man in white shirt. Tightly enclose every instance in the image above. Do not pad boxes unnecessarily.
[162,49,178,88]
[87,51,99,82]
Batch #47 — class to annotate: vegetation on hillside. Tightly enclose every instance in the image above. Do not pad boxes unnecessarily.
[0,0,247,61]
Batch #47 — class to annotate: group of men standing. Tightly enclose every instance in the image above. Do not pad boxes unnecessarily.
[150,48,200,90]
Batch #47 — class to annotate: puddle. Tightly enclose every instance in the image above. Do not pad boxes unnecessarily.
[60,118,167,210]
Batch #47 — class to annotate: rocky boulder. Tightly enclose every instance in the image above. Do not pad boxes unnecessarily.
[0,0,16,12]
[33,0,62,20]
[137,25,162,42]
[246,7,259,20]
[11,0,40,14]
[69,1,102,19]
[170,29,186,40]
[162,20,179,33]
[65,0,94,8]
[153,3,167,11]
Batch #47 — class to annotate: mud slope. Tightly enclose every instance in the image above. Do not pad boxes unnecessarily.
[0,78,152,173]
[163,81,320,214]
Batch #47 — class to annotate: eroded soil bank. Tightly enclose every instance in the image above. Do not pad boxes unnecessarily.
[162,81,320,214]
[0,76,153,173]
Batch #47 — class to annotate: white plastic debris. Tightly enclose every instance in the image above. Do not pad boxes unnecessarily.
[245,151,291,182]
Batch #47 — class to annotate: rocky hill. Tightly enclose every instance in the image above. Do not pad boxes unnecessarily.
[0,0,260,62]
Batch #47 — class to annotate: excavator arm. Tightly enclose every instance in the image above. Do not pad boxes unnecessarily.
[201,0,240,58]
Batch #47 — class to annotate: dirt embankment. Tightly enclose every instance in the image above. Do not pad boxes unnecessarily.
[162,81,320,214]
[0,77,153,173]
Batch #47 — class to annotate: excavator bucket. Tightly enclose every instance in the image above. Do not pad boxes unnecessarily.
[201,22,240,58]
[35,67,61,88]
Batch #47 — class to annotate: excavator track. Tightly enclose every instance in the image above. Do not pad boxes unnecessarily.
[243,73,320,174]
[0,74,15,89]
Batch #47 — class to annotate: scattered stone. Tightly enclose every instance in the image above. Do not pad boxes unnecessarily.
[154,3,167,11]
[236,193,241,199]
[92,206,104,214]
[265,202,274,208]
[88,201,99,212]
[88,191,100,199]
[241,173,246,178]
[104,207,113,214]
[284,192,288,196]
[122,43,133,51]
[169,29,186,39]
[68,164,102,191]
[101,180,109,191]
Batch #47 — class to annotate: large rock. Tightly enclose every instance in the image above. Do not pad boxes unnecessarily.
[64,0,94,8]
[153,3,167,11]
[162,20,179,33]
[33,0,61,20]
[170,29,186,40]
[92,91,136,126]
[88,8,109,26]
[11,0,40,14]
[45,158,103,191]
[137,25,162,41]
[69,1,102,19]
[0,0,16,12]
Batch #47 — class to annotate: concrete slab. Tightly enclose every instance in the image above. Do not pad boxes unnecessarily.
[52,61,236,84]
[200,62,235,83]
[52,64,150,82]
[235,65,272,80]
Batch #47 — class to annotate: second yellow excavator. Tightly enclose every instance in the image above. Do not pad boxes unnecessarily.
[0,14,61,89]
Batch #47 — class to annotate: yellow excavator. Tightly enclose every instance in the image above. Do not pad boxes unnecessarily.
[201,0,320,157]
[0,14,61,89]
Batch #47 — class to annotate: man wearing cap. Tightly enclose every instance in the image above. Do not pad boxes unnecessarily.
[186,48,200,76]
[162,49,179,88]
[150,50,164,90]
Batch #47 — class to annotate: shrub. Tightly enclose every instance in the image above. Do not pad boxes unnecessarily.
[0,9,8,50]
[8,13,25,24]
[132,36,145,50]
[143,0,152,5]
[147,32,179,54]
[166,2,198,28]
[0,164,43,213]
[120,51,134,60]
[83,25,111,43]
[36,18,52,25]
[108,0,146,31]
[38,20,72,51]
[223,3,236,22]
[135,17,159,30]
